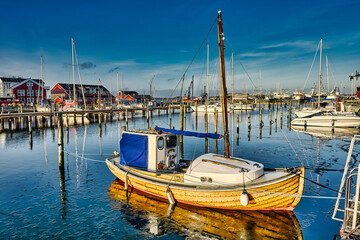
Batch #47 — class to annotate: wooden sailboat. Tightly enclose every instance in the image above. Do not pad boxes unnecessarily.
[108,179,303,239]
[106,11,305,211]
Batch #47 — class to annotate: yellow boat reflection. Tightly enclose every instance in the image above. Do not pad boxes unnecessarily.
[108,179,303,240]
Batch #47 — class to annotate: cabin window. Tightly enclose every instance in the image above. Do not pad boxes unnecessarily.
[158,137,164,150]
[166,135,177,148]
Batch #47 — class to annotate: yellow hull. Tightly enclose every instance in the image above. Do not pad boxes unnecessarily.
[108,179,303,239]
[106,158,305,211]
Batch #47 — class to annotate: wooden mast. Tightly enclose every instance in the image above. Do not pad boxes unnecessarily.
[217,10,230,158]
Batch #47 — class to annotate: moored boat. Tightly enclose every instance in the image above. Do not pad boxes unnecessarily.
[291,111,360,128]
[106,11,305,211]
[106,128,304,210]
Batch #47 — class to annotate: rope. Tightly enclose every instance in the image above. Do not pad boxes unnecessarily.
[280,128,305,166]
[65,151,106,163]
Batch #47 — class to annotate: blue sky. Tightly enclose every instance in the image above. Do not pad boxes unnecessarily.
[0,0,359,97]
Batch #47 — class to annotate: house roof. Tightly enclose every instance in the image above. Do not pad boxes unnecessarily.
[12,78,44,89]
[121,90,138,95]
[56,83,110,92]
[0,77,44,85]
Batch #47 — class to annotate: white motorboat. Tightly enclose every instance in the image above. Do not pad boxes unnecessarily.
[291,111,360,128]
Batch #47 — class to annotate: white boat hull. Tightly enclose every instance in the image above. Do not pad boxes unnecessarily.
[291,115,360,128]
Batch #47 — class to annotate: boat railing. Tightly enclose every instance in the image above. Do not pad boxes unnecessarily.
[332,135,360,228]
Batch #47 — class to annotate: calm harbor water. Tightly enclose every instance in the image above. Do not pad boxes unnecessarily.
[1,108,359,239]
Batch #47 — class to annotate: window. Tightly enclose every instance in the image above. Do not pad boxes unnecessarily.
[166,135,177,148]
[19,98,25,103]
[27,98,34,103]
[26,82,33,87]
[18,89,25,96]
[35,90,42,96]
[27,90,33,96]
[157,137,164,150]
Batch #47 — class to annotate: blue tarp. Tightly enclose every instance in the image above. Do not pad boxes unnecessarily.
[120,133,148,168]
[154,127,221,140]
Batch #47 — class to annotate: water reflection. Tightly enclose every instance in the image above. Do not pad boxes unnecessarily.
[108,179,303,240]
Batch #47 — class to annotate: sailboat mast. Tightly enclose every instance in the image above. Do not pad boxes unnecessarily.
[117,72,119,104]
[318,38,322,109]
[72,37,76,102]
[231,52,234,105]
[207,42,210,105]
[217,10,230,158]
[326,55,329,93]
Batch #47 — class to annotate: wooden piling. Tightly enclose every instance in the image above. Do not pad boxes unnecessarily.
[27,116,32,133]
[0,118,4,132]
[248,112,251,141]
[6,118,12,131]
[215,110,218,134]
[58,114,64,170]
[125,109,128,129]
[73,113,77,126]
[169,105,172,127]
[195,101,198,117]
[183,105,186,131]
[236,114,239,134]
[50,115,53,128]
[180,106,184,131]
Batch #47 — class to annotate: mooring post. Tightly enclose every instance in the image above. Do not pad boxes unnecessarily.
[205,109,208,153]
[275,106,278,132]
[169,105,172,127]
[125,109,128,130]
[49,114,53,128]
[214,110,218,134]
[180,105,184,131]
[0,118,4,132]
[73,113,77,126]
[289,101,292,123]
[146,106,149,127]
[183,105,186,131]
[248,112,251,141]
[58,113,64,170]
[195,101,198,117]
[236,114,239,134]
[8,118,13,131]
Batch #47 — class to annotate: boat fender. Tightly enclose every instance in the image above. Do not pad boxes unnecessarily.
[240,190,249,206]
[166,187,176,205]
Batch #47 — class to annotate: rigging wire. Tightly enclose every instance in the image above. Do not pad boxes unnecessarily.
[167,16,218,100]
[302,39,321,92]
[280,128,305,167]
[224,39,257,90]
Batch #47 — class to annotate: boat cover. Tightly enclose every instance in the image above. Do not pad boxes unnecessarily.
[120,133,148,168]
[154,127,221,139]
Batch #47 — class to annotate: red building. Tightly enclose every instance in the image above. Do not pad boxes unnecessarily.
[51,83,113,106]
[0,77,47,105]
